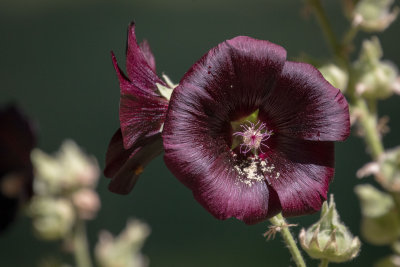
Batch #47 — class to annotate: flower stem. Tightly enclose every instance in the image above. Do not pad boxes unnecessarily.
[306,0,343,63]
[269,213,306,267]
[319,259,330,267]
[306,0,384,161]
[73,220,93,267]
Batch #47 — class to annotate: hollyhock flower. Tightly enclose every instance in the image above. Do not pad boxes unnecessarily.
[104,23,173,194]
[163,36,350,224]
[0,104,36,232]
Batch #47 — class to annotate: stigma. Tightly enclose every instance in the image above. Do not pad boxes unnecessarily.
[233,120,273,155]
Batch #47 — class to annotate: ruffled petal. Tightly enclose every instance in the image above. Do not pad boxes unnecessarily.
[260,61,350,142]
[112,53,169,149]
[125,23,164,90]
[264,135,335,217]
[105,129,163,195]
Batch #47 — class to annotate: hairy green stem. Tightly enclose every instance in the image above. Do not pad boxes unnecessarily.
[73,220,93,267]
[269,213,306,267]
[353,97,384,160]
[319,259,330,267]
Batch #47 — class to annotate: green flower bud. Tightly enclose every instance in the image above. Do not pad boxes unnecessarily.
[357,147,400,192]
[355,184,400,245]
[354,37,400,99]
[299,195,361,263]
[28,197,75,240]
[95,220,150,267]
[353,0,399,32]
[319,64,349,92]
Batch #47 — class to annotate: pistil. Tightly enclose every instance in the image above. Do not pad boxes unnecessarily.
[233,120,273,155]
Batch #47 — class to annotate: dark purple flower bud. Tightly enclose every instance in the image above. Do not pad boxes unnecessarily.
[104,23,169,194]
[163,36,350,224]
[0,104,36,232]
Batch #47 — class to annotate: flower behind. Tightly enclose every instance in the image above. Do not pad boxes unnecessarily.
[104,23,172,194]
[163,36,350,224]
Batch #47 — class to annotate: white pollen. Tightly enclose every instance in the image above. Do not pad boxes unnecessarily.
[232,155,278,187]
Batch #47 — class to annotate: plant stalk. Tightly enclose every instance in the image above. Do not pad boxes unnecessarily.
[269,213,306,267]
[73,220,93,267]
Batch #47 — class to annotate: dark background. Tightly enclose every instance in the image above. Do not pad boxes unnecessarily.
[1,0,399,266]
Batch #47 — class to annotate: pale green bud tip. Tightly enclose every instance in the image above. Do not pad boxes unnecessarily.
[156,74,178,101]
[95,220,150,267]
[353,0,399,32]
[299,195,361,263]
[319,64,349,92]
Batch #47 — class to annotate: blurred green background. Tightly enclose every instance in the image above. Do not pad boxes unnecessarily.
[1,0,399,266]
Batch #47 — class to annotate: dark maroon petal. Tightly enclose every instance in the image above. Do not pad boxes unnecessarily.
[0,105,36,175]
[125,23,164,90]
[112,53,169,149]
[104,128,134,178]
[106,130,163,195]
[163,36,287,223]
[139,40,156,72]
[0,104,35,233]
[265,135,335,217]
[175,36,287,122]
[259,61,350,142]
[164,145,281,224]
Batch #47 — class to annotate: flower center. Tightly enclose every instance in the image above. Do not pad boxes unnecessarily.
[233,120,273,155]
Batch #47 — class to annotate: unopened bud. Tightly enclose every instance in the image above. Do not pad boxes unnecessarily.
[354,37,400,99]
[299,195,361,263]
[28,197,75,240]
[357,147,400,192]
[353,0,399,32]
[319,64,349,92]
[355,184,400,245]
[72,188,101,220]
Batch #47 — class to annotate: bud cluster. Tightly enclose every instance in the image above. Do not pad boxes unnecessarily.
[28,140,100,240]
